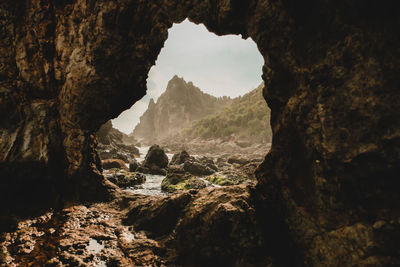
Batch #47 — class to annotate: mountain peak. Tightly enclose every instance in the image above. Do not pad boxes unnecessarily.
[133,78,233,142]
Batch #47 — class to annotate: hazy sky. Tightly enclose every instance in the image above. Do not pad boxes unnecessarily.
[113,19,264,134]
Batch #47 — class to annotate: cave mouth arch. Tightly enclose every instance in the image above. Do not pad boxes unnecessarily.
[96,18,271,196]
[1,1,397,266]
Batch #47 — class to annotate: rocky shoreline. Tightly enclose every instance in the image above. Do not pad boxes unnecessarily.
[98,141,265,195]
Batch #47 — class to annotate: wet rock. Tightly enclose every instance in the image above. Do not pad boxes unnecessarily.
[185,177,207,190]
[102,159,128,171]
[183,160,215,176]
[137,165,166,176]
[106,171,146,188]
[129,161,139,172]
[206,171,251,186]
[143,145,169,169]
[124,193,193,237]
[161,170,204,193]
[172,185,267,266]
[122,184,268,265]
[170,150,191,165]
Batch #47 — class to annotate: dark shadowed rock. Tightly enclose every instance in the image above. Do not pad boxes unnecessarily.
[183,160,215,176]
[123,185,268,265]
[143,145,169,169]
[129,161,139,172]
[124,193,193,237]
[106,172,146,188]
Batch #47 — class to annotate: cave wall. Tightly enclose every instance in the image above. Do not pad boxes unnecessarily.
[0,0,399,265]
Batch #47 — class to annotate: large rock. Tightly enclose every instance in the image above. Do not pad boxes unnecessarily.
[106,171,146,188]
[161,169,206,193]
[143,145,169,169]
[183,160,215,176]
[169,150,191,165]
[124,185,268,265]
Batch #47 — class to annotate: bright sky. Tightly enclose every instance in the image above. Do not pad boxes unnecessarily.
[113,19,264,134]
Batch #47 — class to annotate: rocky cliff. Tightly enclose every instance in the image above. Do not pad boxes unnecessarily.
[0,0,399,266]
[133,75,232,142]
[184,83,272,143]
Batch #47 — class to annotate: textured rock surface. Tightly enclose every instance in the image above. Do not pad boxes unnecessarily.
[0,0,399,265]
[124,184,268,266]
[101,159,128,171]
[143,144,168,169]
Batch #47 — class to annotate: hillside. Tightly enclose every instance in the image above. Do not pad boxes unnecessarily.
[183,83,271,143]
[132,75,232,142]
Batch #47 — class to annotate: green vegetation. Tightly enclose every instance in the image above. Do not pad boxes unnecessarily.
[161,172,206,192]
[184,83,271,143]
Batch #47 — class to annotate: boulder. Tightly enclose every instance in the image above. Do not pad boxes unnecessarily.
[185,177,207,190]
[136,164,166,176]
[143,145,169,169]
[170,150,191,165]
[102,159,128,171]
[183,160,215,176]
[161,170,205,192]
[106,171,146,188]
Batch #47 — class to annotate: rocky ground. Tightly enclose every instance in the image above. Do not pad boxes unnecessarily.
[0,142,273,265]
[0,184,269,266]
[98,141,268,194]
[0,139,275,266]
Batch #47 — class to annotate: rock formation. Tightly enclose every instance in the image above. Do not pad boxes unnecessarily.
[133,75,232,142]
[184,82,272,143]
[0,0,399,265]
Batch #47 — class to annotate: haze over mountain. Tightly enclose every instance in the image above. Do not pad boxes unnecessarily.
[132,76,232,142]
[131,76,271,144]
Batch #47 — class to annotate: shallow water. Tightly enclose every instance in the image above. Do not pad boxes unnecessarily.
[126,146,173,196]
[125,174,167,196]
[128,146,207,196]
[87,238,104,253]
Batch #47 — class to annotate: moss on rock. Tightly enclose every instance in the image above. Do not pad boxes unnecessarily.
[161,172,206,192]
[206,172,249,186]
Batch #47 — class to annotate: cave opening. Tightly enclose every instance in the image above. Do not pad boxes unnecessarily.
[95,19,271,196]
